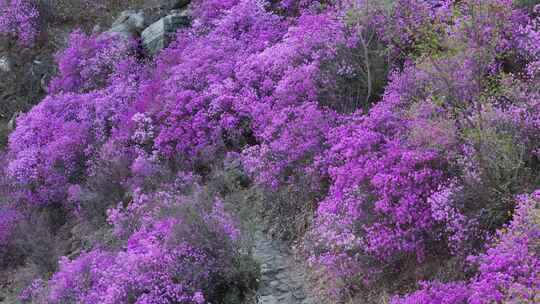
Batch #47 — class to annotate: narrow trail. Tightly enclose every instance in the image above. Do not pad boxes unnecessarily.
[252,231,318,304]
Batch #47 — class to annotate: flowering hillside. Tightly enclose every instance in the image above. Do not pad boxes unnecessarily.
[1,0,540,303]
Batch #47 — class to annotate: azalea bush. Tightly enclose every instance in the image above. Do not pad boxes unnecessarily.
[23,183,256,304]
[47,30,138,94]
[0,0,39,46]
[392,190,540,304]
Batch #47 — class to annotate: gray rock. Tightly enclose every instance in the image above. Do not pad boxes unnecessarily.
[152,0,191,10]
[107,10,148,40]
[292,290,306,300]
[259,295,278,304]
[175,0,191,9]
[92,24,103,34]
[31,59,55,92]
[259,286,272,296]
[276,283,290,292]
[0,56,12,73]
[277,292,293,301]
[112,10,147,32]
[142,0,191,20]
[141,10,190,56]
[7,112,21,131]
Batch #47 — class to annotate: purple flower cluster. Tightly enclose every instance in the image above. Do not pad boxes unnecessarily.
[307,84,457,287]
[47,30,138,94]
[300,1,540,296]
[392,190,540,304]
[0,0,39,46]
[7,93,95,205]
[23,184,240,304]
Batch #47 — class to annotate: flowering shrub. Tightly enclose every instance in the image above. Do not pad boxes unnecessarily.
[300,0,540,297]
[27,241,210,304]
[236,9,350,192]
[6,93,94,205]
[47,30,138,94]
[242,103,336,190]
[7,52,144,206]
[134,0,285,171]
[190,0,239,27]
[392,190,540,304]
[391,281,470,304]
[306,94,457,290]
[0,0,39,46]
[235,10,344,116]
[467,190,540,303]
[25,184,249,304]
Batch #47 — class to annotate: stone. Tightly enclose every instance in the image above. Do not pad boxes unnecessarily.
[253,230,314,304]
[258,295,278,304]
[261,274,273,284]
[152,0,191,10]
[107,10,148,40]
[7,112,21,131]
[276,292,293,302]
[141,10,190,56]
[273,263,287,271]
[276,283,290,292]
[139,0,191,12]
[276,272,289,280]
[289,282,304,291]
[30,59,55,92]
[258,286,272,296]
[270,280,280,289]
[92,24,103,34]
[112,10,147,32]
[0,56,12,73]
[292,290,306,300]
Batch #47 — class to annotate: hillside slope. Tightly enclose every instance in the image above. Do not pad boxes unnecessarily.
[1,0,540,303]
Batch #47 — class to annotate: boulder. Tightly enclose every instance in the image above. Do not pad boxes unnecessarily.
[107,10,148,40]
[141,10,190,56]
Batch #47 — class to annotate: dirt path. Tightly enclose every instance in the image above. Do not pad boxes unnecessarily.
[252,231,318,304]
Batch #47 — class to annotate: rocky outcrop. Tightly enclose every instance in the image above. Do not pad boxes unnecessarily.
[141,10,190,55]
[105,1,191,56]
[108,10,149,40]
